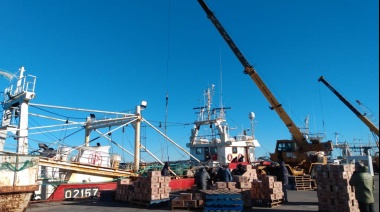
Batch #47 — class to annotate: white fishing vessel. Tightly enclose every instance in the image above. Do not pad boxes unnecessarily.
[187,85,260,168]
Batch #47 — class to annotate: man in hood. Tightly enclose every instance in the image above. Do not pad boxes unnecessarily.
[196,167,210,190]
[161,162,170,176]
[349,161,375,212]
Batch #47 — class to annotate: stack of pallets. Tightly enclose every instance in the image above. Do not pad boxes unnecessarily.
[251,199,282,208]
[289,175,313,190]
[200,190,243,212]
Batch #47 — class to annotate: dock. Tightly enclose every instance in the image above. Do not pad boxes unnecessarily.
[27,174,379,212]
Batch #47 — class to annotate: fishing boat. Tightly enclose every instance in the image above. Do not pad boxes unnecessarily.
[0,67,199,202]
[187,84,261,169]
[0,67,260,205]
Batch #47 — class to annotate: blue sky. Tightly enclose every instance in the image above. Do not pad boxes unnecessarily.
[0,0,378,162]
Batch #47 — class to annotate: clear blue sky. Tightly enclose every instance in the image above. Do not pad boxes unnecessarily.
[1,0,378,162]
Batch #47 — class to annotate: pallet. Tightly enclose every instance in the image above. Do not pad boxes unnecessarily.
[295,186,313,191]
[251,199,282,208]
[201,190,244,212]
[171,203,203,211]
[171,206,202,211]
[130,198,170,207]
[289,175,314,190]
[203,205,243,212]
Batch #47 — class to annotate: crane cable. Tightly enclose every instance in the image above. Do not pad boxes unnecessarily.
[317,82,327,134]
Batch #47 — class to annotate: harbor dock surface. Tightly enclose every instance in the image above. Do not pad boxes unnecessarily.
[27,174,379,212]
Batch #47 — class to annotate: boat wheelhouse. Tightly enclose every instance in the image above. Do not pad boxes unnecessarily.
[186,85,260,168]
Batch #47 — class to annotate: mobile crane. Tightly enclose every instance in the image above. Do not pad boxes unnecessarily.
[318,76,379,170]
[318,76,379,137]
[197,0,333,176]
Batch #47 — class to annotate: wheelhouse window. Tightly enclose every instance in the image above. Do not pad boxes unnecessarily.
[204,147,210,154]
[232,147,237,153]
[210,147,217,154]
[277,142,297,152]
[196,148,203,154]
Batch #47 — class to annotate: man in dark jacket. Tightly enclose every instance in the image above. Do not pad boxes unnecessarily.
[161,162,170,176]
[231,163,245,175]
[216,166,224,182]
[215,165,233,182]
[279,161,289,203]
[349,162,375,212]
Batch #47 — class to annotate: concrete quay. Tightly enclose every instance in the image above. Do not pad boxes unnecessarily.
[26,174,379,212]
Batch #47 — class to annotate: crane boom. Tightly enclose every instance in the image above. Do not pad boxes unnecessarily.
[318,76,379,137]
[197,0,307,146]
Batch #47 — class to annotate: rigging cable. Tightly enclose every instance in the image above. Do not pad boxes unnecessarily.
[122,126,125,163]
[164,0,172,163]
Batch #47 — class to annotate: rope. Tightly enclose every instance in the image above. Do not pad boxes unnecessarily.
[0,160,37,172]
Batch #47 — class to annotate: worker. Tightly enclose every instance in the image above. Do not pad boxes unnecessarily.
[161,162,170,176]
[223,165,233,182]
[207,167,216,188]
[216,165,232,182]
[196,167,210,190]
[231,163,245,175]
[205,153,211,161]
[215,166,224,182]
[349,161,375,212]
[238,155,244,162]
[279,161,289,203]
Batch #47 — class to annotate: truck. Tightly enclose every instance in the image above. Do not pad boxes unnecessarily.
[197,0,333,176]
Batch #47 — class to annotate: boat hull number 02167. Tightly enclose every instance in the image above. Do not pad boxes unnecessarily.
[64,187,99,199]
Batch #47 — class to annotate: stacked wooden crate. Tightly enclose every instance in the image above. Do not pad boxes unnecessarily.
[115,178,133,202]
[171,192,204,209]
[234,165,257,208]
[241,164,258,182]
[250,175,284,207]
[315,164,359,212]
[114,171,171,204]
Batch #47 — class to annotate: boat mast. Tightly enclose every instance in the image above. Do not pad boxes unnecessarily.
[0,66,36,154]
[133,101,146,172]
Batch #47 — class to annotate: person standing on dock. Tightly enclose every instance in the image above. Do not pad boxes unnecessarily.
[207,167,216,189]
[196,167,210,190]
[231,163,245,175]
[223,165,233,182]
[161,162,170,176]
[349,161,375,212]
[278,160,289,203]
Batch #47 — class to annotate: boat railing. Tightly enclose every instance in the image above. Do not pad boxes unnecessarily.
[235,135,254,141]
[3,74,36,102]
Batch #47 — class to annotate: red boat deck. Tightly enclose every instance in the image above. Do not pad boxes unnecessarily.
[47,177,195,201]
